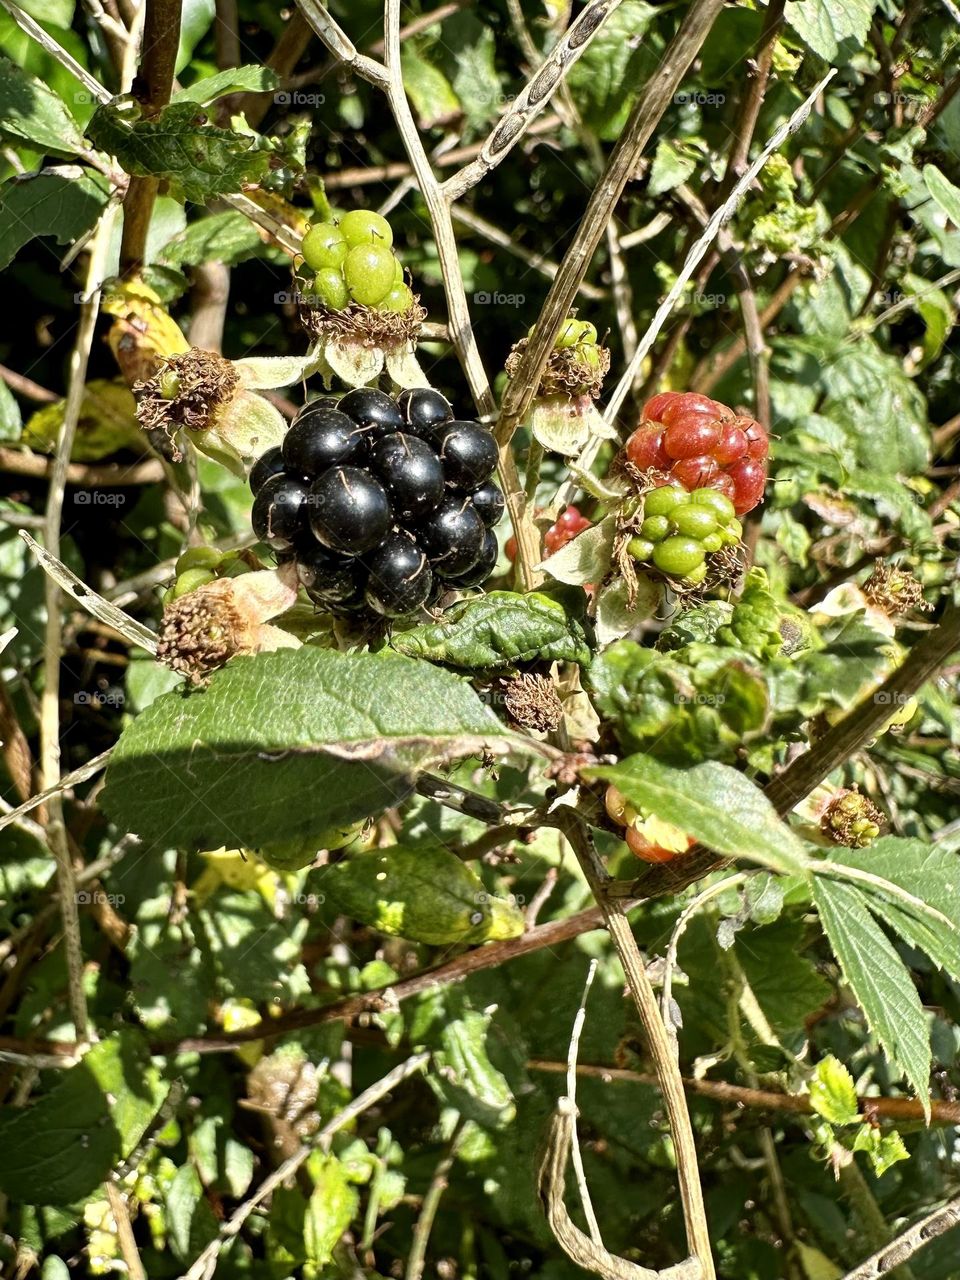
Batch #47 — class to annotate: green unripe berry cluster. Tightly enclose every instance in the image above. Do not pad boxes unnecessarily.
[627,484,742,586]
[300,209,413,314]
[161,546,247,605]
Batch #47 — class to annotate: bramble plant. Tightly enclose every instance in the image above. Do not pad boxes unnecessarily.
[1,3,960,1280]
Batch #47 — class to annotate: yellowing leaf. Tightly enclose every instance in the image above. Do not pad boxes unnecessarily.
[22,379,144,461]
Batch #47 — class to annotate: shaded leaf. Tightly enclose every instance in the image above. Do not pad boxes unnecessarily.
[0,1033,168,1204]
[0,57,85,155]
[0,169,108,269]
[102,649,524,851]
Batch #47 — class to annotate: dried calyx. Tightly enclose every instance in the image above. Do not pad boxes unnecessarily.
[156,566,299,683]
[135,348,240,457]
[862,561,932,618]
[502,672,564,733]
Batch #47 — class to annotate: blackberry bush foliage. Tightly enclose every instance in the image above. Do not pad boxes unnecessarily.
[1,4,960,1280]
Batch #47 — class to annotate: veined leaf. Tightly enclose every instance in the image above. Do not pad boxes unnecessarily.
[923,164,960,228]
[813,877,931,1116]
[390,589,592,669]
[0,56,86,155]
[87,99,269,202]
[159,210,267,267]
[173,65,279,105]
[785,0,877,61]
[0,169,108,269]
[101,649,528,851]
[585,756,810,877]
[823,838,960,981]
[0,1033,168,1204]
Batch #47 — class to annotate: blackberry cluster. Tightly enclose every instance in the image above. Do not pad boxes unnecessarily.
[250,388,504,618]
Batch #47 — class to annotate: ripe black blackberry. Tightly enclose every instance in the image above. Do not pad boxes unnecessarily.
[250,388,504,619]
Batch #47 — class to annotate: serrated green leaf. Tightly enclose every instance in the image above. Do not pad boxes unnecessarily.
[0,56,85,155]
[784,0,877,61]
[101,649,523,851]
[813,877,931,1116]
[317,845,524,945]
[0,1033,168,1204]
[165,1163,219,1264]
[173,65,279,105]
[585,756,810,877]
[0,170,108,269]
[737,919,831,1038]
[391,589,591,669]
[825,838,960,981]
[809,1055,860,1125]
[87,100,269,203]
[851,1124,910,1177]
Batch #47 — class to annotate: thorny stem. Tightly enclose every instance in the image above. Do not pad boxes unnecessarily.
[120,0,182,273]
[38,210,118,1040]
[404,1119,469,1280]
[555,809,717,1280]
[496,0,728,451]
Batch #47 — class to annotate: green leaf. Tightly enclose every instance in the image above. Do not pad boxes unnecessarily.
[0,170,108,270]
[824,838,960,981]
[87,100,269,203]
[923,164,960,227]
[101,649,523,851]
[0,1033,168,1204]
[819,342,929,475]
[317,845,524,946]
[304,1156,359,1267]
[444,13,501,130]
[851,1124,910,1178]
[434,1008,516,1128]
[567,0,659,139]
[648,140,697,196]
[173,65,279,105]
[585,756,810,877]
[809,1055,860,1125]
[0,375,21,440]
[737,920,831,1038]
[813,877,931,1115]
[401,43,460,128]
[391,589,591,669]
[784,0,878,61]
[159,210,267,268]
[165,1164,219,1264]
[0,57,85,155]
